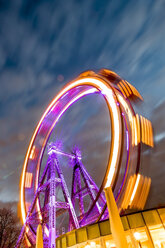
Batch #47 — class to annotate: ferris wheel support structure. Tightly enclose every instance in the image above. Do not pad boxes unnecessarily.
[16,69,153,247]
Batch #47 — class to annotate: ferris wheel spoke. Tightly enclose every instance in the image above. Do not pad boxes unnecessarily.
[17,69,153,247]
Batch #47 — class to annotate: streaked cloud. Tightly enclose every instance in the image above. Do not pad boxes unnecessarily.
[0,0,165,208]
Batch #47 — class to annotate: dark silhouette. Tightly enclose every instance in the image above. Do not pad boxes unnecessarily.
[0,208,21,248]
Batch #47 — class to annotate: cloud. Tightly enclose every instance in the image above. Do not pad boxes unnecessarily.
[0,0,165,209]
[143,100,165,208]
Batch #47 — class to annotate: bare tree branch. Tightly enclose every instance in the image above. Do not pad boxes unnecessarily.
[0,208,22,248]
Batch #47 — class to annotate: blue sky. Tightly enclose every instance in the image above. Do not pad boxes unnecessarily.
[0,0,165,207]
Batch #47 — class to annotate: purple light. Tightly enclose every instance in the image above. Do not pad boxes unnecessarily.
[126,131,129,151]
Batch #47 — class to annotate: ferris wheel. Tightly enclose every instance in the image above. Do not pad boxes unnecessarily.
[16,69,153,248]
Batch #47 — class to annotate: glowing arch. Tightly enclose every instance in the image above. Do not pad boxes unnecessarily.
[19,69,153,245]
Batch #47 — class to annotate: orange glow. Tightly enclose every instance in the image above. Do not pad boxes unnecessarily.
[25,235,31,247]
[144,117,148,146]
[138,177,151,209]
[34,88,99,231]
[29,146,36,160]
[120,81,130,97]
[131,119,135,146]
[25,172,33,188]
[134,176,145,208]
[148,121,154,147]
[121,174,151,210]
[118,83,127,98]
[21,76,122,227]
[126,81,143,100]
[122,80,132,95]
[57,207,165,248]
[128,174,151,210]
[118,80,143,100]
[136,114,141,144]
[117,93,136,148]
[131,116,138,146]
[145,118,150,146]
[134,116,138,146]
[140,115,154,147]
[17,69,156,248]
[138,177,147,209]
[142,177,151,209]
[129,173,141,206]
[140,115,144,143]
[121,175,136,210]
[117,93,134,123]
[100,69,120,80]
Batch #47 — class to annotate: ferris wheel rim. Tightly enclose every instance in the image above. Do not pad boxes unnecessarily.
[20,75,123,227]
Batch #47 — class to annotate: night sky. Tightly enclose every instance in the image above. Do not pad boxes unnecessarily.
[0,0,165,210]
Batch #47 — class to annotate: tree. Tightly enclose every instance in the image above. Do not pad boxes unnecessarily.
[0,208,21,248]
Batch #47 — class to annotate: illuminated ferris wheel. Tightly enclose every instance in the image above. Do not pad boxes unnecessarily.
[16,69,153,248]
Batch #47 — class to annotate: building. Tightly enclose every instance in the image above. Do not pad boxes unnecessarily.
[56,207,165,248]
